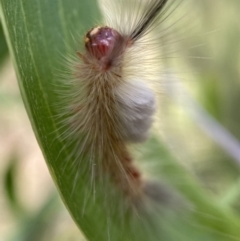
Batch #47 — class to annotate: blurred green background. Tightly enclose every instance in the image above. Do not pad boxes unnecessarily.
[0,0,240,240]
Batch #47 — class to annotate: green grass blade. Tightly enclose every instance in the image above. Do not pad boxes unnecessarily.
[0,21,8,65]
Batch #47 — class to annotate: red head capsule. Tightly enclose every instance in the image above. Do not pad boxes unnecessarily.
[85,26,122,61]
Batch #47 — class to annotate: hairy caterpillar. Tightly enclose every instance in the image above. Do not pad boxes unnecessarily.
[57,0,186,210]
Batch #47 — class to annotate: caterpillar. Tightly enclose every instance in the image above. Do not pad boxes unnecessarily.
[57,0,168,202]
[49,0,240,240]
